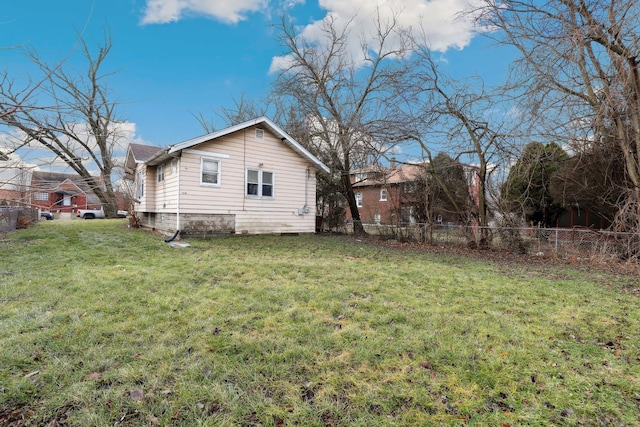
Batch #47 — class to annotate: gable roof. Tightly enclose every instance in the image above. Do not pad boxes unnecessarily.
[352,161,480,188]
[352,163,427,187]
[31,171,98,194]
[146,117,330,173]
[128,143,163,163]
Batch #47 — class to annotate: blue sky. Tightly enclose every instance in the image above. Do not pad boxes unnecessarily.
[1,0,513,158]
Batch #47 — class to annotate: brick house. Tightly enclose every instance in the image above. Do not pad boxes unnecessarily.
[30,171,102,214]
[346,162,481,225]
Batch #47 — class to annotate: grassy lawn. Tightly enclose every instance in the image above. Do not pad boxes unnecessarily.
[1,220,639,426]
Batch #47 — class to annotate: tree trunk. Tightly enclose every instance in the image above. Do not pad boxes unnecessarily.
[341,173,366,235]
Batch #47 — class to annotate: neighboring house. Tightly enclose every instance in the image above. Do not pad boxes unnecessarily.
[347,162,481,225]
[30,171,102,213]
[124,117,329,237]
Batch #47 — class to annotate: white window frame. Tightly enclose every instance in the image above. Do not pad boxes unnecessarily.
[136,170,144,198]
[246,169,274,198]
[355,172,367,183]
[355,192,363,207]
[380,188,388,201]
[255,128,264,140]
[200,157,221,187]
[157,164,165,182]
[34,192,49,201]
[404,182,416,193]
[135,170,144,198]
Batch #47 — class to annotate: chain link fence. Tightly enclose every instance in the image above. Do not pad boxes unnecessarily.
[340,221,639,262]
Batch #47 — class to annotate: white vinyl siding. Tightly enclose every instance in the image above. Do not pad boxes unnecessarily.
[146,125,318,234]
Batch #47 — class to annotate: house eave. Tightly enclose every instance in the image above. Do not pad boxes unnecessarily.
[164,117,330,174]
[146,148,175,166]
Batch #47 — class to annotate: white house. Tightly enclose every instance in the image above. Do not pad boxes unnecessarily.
[124,117,329,237]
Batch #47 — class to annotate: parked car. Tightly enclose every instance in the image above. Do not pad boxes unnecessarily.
[77,208,128,219]
[40,212,54,220]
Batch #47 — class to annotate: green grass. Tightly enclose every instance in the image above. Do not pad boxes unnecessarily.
[1,220,639,426]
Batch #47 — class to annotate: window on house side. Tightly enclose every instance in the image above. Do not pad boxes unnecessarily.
[374,213,381,224]
[246,169,274,198]
[355,192,363,207]
[404,182,415,193]
[255,128,264,140]
[380,188,387,201]
[201,158,221,186]
[261,171,273,197]
[34,192,49,201]
[135,170,144,198]
[157,164,165,182]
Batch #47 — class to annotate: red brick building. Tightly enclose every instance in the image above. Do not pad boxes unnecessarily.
[30,171,102,214]
[346,162,481,225]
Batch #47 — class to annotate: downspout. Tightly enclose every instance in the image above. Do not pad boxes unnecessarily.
[176,155,181,235]
[165,155,181,243]
[304,167,309,210]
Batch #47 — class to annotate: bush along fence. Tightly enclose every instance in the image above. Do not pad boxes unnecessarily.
[339,221,640,262]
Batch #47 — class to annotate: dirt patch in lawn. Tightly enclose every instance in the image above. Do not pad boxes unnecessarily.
[0,403,33,427]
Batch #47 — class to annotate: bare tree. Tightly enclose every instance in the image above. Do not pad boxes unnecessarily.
[0,30,124,217]
[271,11,410,235]
[389,42,513,245]
[194,94,273,132]
[475,0,640,237]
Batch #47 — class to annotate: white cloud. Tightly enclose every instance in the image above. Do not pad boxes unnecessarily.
[270,0,484,73]
[141,0,269,24]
